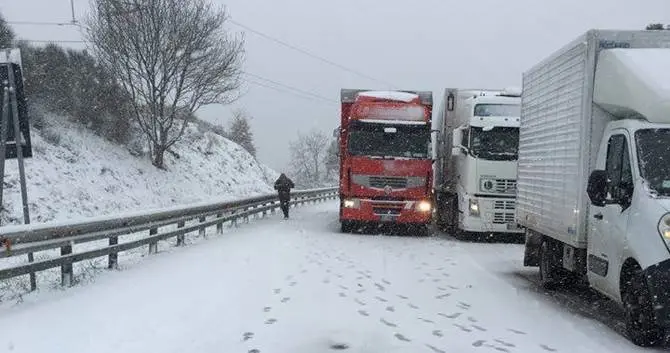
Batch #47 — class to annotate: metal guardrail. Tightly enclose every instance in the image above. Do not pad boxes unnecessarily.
[0,187,338,288]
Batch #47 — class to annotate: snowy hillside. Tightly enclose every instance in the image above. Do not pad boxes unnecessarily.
[0,114,279,225]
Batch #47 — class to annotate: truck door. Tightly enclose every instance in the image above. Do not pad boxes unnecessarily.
[588,132,633,299]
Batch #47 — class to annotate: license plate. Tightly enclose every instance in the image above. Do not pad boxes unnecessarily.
[506,222,517,230]
[380,214,395,222]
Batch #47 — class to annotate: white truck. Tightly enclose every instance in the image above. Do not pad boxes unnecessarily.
[434,88,524,238]
[517,29,670,346]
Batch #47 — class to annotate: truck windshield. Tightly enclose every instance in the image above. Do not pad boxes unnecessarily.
[473,104,520,117]
[635,128,670,196]
[347,123,430,159]
[469,126,519,161]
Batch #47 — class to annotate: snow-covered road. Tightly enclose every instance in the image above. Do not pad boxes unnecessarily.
[0,201,663,353]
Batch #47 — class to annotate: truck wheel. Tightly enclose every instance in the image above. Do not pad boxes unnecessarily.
[341,221,354,233]
[623,272,663,347]
[539,239,561,289]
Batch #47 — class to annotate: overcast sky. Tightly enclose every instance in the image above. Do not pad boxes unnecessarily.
[1,0,669,170]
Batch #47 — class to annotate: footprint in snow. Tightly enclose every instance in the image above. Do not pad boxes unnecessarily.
[407,303,419,309]
[280,297,290,303]
[448,285,459,290]
[339,292,347,298]
[248,349,260,353]
[382,278,391,285]
[467,316,478,323]
[432,330,443,337]
[374,283,386,291]
[354,298,366,306]
[472,325,487,332]
[273,288,281,294]
[338,285,349,290]
[436,293,451,299]
[394,333,411,342]
[380,318,397,327]
[426,344,446,353]
[289,281,297,287]
[356,288,366,294]
[419,317,434,324]
[386,306,395,312]
[438,312,461,319]
[453,324,472,332]
[432,278,441,283]
[263,306,271,313]
[507,328,527,335]
[494,339,515,348]
[374,296,388,303]
[397,294,409,300]
[457,302,471,310]
[472,340,486,347]
[358,309,370,317]
[539,344,557,352]
[265,318,277,325]
[242,332,254,341]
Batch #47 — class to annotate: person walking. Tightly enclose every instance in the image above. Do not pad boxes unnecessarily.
[274,173,295,219]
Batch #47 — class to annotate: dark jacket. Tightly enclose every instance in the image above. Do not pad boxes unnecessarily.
[274,174,295,195]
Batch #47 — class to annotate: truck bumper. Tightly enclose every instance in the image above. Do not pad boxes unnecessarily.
[642,258,670,328]
[340,197,432,224]
[459,196,524,234]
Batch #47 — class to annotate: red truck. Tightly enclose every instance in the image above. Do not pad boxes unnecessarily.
[337,89,434,233]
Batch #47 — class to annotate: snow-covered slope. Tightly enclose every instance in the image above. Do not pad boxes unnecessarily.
[1,114,279,225]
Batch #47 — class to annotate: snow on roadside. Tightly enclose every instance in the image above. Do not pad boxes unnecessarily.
[1,113,278,225]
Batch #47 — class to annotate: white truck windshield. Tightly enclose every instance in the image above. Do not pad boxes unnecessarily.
[469,126,519,161]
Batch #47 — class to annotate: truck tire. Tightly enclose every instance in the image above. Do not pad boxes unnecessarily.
[341,221,354,233]
[623,272,663,347]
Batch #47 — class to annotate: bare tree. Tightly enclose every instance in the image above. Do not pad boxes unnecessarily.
[227,108,256,157]
[323,138,339,182]
[86,0,244,168]
[289,129,330,187]
[646,23,666,30]
[0,12,15,48]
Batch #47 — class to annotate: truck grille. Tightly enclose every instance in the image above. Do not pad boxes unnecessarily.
[493,200,515,210]
[369,176,407,189]
[493,212,515,224]
[494,179,516,194]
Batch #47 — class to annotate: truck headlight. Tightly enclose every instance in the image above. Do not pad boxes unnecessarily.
[416,200,432,212]
[480,178,495,192]
[343,199,360,209]
[658,213,670,239]
[469,198,480,217]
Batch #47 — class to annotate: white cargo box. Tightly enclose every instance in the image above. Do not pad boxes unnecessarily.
[516,29,670,248]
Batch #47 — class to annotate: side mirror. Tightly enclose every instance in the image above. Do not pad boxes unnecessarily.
[332,127,339,138]
[587,170,608,207]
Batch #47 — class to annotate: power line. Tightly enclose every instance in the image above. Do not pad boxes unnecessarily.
[229,19,397,89]
[7,20,77,27]
[20,39,88,44]
[246,79,336,105]
[242,71,336,104]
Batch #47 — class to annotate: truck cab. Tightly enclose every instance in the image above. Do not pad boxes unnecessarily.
[338,89,434,233]
[435,88,523,237]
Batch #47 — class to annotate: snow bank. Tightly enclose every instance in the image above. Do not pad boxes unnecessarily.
[358,91,418,103]
[0,114,279,225]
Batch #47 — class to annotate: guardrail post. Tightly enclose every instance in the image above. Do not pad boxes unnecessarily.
[108,236,118,269]
[61,242,73,287]
[149,227,158,254]
[176,221,185,246]
[199,216,206,238]
[216,213,223,234]
[27,252,36,291]
[244,207,249,223]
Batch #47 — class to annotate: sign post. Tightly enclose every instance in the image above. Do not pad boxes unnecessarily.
[0,48,35,290]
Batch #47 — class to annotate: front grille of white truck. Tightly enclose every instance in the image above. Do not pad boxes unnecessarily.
[493,200,515,224]
[493,200,515,210]
[493,212,515,224]
[494,179,516,194]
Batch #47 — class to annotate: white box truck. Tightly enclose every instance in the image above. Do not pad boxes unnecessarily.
[517,29,670,346]
[434,88,524,238]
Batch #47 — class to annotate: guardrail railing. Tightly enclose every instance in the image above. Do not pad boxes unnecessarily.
[0,187,338,290]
